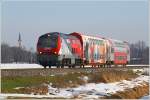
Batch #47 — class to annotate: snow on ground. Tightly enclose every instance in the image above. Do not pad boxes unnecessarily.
[0,63,43,69]
[1,63,149,69]
[140,95,150,100]
[0,63,92,69]
[48,75,149,99]
[0,93,65,99]
[0,75,149,99]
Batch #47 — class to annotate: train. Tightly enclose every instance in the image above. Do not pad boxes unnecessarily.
[37,32,130,68]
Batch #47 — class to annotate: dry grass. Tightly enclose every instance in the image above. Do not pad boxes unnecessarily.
[7,96,65,99]
[88,69,137,83]
[2,69,138,94]
[13,86,48,95]
[102,83,149,99]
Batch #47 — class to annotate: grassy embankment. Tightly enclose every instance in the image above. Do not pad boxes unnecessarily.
[2,69,138,94]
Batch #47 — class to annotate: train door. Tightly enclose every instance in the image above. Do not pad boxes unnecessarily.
[106,40,112,64]
[84,42,89,63]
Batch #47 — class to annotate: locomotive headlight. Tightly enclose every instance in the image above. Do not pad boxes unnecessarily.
[39,52,42,54]
[54,52,57,54]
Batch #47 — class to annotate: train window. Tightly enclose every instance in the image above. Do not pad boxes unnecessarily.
[117,56,120,60]
[38,35,57,48]
[118,56,120,60]
[117,56,125,60]
[111,47,114,53]
[99,40,104,45]
[66,39,70,44]
[127,49,129,54]
[73,48,74,53]
[121,56,123,60]
[72,48,76,53]
[94,54,97,59]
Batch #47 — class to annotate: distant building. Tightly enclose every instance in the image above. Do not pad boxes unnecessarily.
[18,33,22,48]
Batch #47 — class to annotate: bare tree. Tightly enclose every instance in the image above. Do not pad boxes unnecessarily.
[1,43,37,63]
[130,40,149,64]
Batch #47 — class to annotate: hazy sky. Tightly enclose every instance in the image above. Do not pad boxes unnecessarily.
[2,0,148,51]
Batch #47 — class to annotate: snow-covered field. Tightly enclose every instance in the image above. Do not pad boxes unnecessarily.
[140,95,150,100]
[1,63,149,69]
[0,75,149,99]
[0,63,93,69]
[0,63,43,69]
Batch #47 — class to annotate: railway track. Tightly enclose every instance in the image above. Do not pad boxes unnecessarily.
[1,65,149,77]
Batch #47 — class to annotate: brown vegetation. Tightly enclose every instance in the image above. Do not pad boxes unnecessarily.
[13,86,48,95]
[2,69,138,94]
[102,83,149,99]
[88,69,137,83]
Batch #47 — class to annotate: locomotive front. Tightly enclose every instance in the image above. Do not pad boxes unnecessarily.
[37,32,61,68]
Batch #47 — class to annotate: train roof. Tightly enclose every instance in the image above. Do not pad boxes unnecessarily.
[107,38,129,44]
[70,32,106,40]
[39,32,60,37]
[41,32,79,40]
[39,32,129,45]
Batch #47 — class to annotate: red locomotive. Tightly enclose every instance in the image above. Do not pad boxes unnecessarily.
[37,32,83,68]
[37,32,130,68]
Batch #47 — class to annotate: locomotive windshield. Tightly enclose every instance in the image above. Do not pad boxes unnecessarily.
[38,34,58,48]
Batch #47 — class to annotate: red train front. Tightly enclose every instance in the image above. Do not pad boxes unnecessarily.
[37,32,83,68]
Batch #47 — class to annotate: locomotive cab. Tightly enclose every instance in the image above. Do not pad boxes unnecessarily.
[37,32,61,67]
[37,33,60,54]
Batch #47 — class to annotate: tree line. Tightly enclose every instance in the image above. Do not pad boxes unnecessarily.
[1,41,149,64]
[1,43,37,63]
[130,41,149,64]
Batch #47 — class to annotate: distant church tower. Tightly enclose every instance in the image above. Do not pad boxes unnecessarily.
[18,33,22,48]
